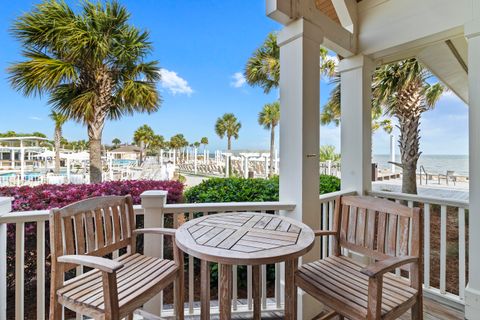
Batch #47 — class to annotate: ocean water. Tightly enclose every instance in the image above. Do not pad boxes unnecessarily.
[373,155,469,176]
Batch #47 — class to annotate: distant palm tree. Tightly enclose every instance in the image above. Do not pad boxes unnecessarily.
[258,102,280,177]
[149,134,165,161]
[170,134,188,160]
[245,32,336,93]
[112,138,121,148]
[215,113,241,151]
[200,137,209,152]
[322,59,444,194]
[49,111,68,174]
[319,145,341,162]
[134,125,154,163]
[193,141,201,149]
[9,1,161,183]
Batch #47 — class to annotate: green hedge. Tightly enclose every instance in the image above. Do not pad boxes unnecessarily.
[184,175,340,203]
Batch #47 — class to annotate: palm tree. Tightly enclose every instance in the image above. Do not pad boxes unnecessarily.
[215,113,241,151]
[258,102,280,177]
[374,59,444,194]
[319,145,341,162]
[200,137,209,152]
[245,32,336,93]
[9,1,161,183]
[322,59,444,194]
[170,134,188,161]
[321,74,393,133]
[49,111,68,174]
[112,138,121,148]
[133,125,154,164]
[149,134,165,162]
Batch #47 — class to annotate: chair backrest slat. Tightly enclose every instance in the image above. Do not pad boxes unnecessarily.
[335,196,422,261]
[50,195,136,273]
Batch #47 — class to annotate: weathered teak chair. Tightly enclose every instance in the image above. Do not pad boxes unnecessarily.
[289,195,423,320]
[49,195,184,320]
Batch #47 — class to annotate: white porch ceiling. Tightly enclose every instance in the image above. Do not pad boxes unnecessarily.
[417,37,468,104]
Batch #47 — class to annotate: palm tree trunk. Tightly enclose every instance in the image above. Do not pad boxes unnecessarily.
[269,125,275,178]
[54,126,61,174]
[88,68,111,183]
[88,120,105,184]
[227,137,232,176]
[397,83,423,195]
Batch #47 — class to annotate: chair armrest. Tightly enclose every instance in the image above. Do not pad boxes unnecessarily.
[133,228,176,237]
[313,230,336,237]
[58,255,124,273]
[361,256,418,278]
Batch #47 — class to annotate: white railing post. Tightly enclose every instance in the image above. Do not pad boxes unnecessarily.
[141,190,168,316]
[0,197,11,319]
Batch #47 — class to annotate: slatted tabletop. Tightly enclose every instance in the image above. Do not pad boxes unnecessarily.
[176,212,315,320]
[175,212,315,265]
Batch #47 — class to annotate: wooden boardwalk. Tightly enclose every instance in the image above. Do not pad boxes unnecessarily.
[373,181,469,201]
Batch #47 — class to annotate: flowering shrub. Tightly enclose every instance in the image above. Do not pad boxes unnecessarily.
[0,180,184,212]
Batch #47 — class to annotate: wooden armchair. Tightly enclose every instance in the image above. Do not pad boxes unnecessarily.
[49,195,184,320]
[288,195,423,320]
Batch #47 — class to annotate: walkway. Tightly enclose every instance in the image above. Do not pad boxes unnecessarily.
[373,180,469,201]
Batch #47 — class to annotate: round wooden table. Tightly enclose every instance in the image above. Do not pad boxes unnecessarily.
[175,212,315,320]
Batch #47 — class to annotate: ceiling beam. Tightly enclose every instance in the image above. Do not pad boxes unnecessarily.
[266,0,357,57]
[331,0,357,33]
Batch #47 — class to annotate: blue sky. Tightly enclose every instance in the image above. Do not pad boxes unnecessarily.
[0,0,469,155]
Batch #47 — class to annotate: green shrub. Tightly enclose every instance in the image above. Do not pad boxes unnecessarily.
[319,174,341,194]
[185,176,280,203]
[185,175,340,203]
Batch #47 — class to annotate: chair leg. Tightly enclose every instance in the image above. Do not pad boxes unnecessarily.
[49,295,62,320]
[125,313,134,320]
[411,295,423,320]
[174,273,184,319]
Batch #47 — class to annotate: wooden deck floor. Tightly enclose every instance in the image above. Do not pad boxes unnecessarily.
[149,296,463,320]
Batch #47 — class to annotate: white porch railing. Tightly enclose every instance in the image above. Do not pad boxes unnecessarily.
[0,195,295,319]
[0,189,469,318]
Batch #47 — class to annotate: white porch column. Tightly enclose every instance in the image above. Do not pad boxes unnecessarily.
[338,55,374,194]
[465,15,480,319]
[278,18,323,319]
[141,190,167,316]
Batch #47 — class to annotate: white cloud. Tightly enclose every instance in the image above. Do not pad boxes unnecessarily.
[230,72,246,88]
[29,116,42,121]
[159,69,193,96]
